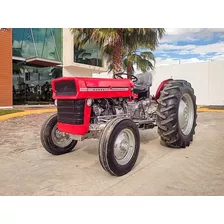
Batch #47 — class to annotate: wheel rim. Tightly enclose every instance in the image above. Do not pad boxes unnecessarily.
[51,125,73,147]
[178,93,194,135]
[113,128,135,165]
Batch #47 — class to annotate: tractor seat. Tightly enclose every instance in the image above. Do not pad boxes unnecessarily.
[133,72,152,94]
[134,84,148,94]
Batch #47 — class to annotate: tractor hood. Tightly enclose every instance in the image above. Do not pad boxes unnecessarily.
[51,76,135,100]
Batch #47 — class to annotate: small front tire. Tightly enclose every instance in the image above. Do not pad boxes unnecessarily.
[40,114,77,155]
[98,118,140,176]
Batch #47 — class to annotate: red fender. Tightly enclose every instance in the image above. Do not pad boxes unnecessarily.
[153,79,173,101]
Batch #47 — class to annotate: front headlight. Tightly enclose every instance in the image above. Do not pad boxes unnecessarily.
[86,98,93,107]
[54,99,57,106]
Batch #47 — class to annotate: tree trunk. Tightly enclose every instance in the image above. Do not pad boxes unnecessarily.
[126,61,133,79]
[112,29,123,77]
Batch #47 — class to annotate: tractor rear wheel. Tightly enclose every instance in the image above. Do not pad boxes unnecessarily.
[156,80,197,148]
[98,118,140,176]
[40,114,77,155]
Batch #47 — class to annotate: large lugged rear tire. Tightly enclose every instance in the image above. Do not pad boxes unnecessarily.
[98,118,140,176]
[40,114,77,155]
[156,80,197,148]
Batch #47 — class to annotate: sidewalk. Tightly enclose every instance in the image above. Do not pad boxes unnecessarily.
[0,108,57,121]
[197,105,224,112]
[0,106,224,121]
[13,104,56,110]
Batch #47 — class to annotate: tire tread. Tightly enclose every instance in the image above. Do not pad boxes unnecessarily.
[156,80,197,148]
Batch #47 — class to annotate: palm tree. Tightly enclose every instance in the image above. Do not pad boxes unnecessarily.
[74,46,92,64]
[102,38,156,76]
[13,62,25,76]
[122,28,164,75]
[71,28,123,74]
[105,46,155,75]
[124,51,155,75]
[70,28,165,76]
[49,66,62,79]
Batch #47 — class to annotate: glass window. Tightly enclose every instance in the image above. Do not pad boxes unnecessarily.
[52,28,62,61]
[13,62,62,105]
[74,42,103,67]
[12,28,62,61]
[12,28,63,105]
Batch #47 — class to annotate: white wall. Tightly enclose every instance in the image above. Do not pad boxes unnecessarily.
[62,28,107,77]
[92,60,224,106]
[62,28,224,105]
[151,60,224,106]
[208,60,224,105]
[62,28,74,66]
[63,66,99,77]
[150,62,210,106]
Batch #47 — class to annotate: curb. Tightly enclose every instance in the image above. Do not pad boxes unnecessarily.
[0,109,57,121]
[197,108,224,112]
[0,107,224,121]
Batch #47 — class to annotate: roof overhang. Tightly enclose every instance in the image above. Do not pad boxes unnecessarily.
[63,62,107,73]
[25,57,62,67]
[12,56,26,62]
[12,56,62,67]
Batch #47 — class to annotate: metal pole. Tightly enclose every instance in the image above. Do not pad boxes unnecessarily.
[30,28,38,57]
[20,28,25,55]
[41,29,47,58]
[50,28,60,61]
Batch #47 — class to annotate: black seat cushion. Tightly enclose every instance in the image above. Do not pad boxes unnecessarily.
[133,72,152,94]
[134,84,148,94]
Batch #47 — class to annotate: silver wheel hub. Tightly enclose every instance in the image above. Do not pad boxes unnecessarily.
[114,129,135,165]
[178,93,194,135]
[51,125,73,147]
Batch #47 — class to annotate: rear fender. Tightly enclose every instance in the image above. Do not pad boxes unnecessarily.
[154,79,173,101]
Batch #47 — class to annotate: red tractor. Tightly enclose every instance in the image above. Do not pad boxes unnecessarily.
[40,72,197,176]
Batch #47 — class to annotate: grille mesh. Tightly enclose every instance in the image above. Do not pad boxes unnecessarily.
[57,99,85,125]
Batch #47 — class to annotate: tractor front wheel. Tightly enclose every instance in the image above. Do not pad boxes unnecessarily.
[156,80,197,148]
[98,118,140,176]
[40,114,77,155]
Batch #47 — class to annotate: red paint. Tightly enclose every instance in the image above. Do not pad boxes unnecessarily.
[57,100,91,135]
[52,77,135,136]
[133,93,138,99]
[52,77,173,136]
[154,79,173,101]
[52,77,135,100]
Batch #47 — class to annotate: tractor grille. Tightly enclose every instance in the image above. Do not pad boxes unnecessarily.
[55,80,76,96]
[57,99,85,125]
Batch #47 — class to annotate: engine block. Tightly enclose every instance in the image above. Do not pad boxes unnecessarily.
[91,97,156,123]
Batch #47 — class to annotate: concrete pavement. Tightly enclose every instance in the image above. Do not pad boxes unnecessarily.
[0,112,224,195]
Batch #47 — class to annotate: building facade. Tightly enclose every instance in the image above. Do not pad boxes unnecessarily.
[0,28,13,107]
[62,28,107,78]
[1,28,224,107]
[0,28,106,107]
[12,28,63,106]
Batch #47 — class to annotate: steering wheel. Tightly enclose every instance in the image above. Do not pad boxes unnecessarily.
[114,72,138,83]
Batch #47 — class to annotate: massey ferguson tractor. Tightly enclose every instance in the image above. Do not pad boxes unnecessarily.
[40,72,197,176]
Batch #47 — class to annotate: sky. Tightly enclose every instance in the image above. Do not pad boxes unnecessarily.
[153,28,224,65]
